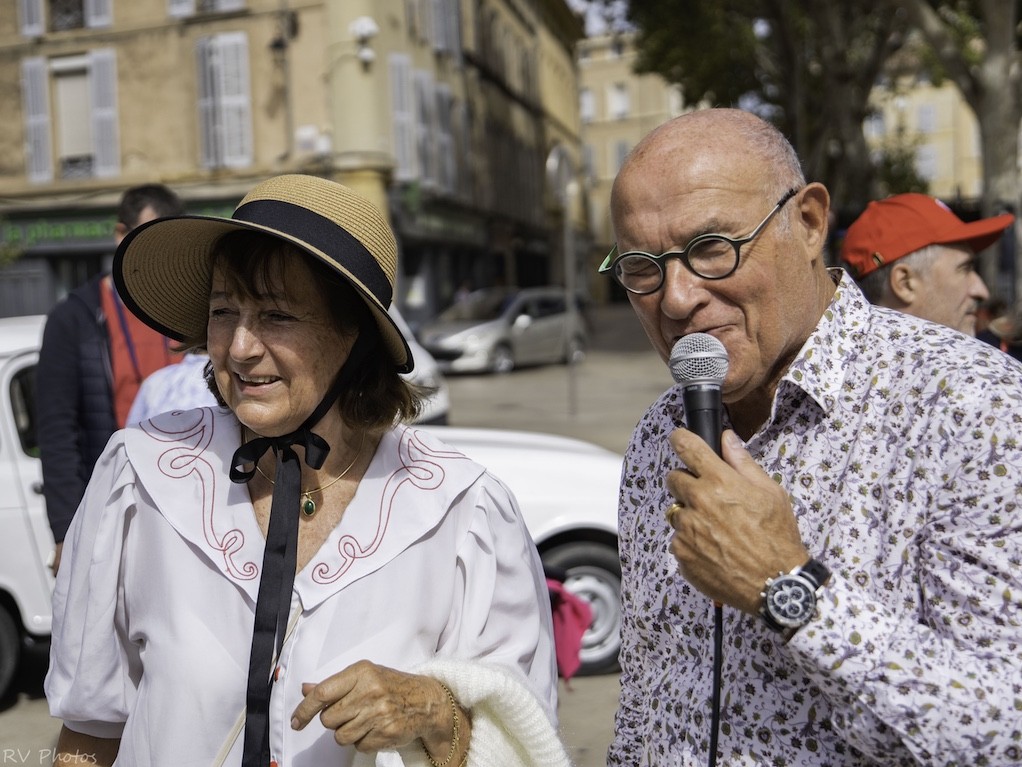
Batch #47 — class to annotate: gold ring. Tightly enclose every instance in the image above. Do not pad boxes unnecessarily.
[665,501,684,526]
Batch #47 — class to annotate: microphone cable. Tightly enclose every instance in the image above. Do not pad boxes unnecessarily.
[709,603,723,767]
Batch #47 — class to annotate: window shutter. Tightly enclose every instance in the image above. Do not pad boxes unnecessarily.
[420,0,433,45]
[389,54,416,181]
[85,0,112,27]
[446,0,462,62]
[168,0,195,19]
[455,100,470,197]
[89,48,120,177]
[215,32,252,168]
[195,38,217,167]
[431,0,447,53]
[19,0,44,36]
[21,57,52,183]
[435,85,454,193]
[414,70,436,186]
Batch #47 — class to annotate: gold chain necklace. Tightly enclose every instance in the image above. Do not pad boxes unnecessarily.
[255,431,366,518]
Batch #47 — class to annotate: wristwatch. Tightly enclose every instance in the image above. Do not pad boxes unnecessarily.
[760,557,831,636]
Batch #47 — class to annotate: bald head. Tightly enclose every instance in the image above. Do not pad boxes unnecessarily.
[613,109,805,223]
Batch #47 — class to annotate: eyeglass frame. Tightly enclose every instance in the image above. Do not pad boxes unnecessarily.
[598,187,802,294]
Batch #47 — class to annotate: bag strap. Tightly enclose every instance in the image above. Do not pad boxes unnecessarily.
[212,606,303,767]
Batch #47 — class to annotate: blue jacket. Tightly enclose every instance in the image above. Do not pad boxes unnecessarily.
[36,275,118,543]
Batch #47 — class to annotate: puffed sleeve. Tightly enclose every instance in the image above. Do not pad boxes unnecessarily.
[437,471,559,721]
[45,432,141,739]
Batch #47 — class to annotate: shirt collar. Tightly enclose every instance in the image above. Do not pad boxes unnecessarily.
[775,268,870,416]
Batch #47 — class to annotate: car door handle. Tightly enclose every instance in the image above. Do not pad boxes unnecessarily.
[32,482,44,495]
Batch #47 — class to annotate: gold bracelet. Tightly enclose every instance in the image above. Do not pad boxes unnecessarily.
[422,681,459,767]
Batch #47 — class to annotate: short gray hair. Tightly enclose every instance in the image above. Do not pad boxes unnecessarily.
[855,245,941,304]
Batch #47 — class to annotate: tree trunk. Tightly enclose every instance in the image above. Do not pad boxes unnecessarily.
[898,0,1022,302]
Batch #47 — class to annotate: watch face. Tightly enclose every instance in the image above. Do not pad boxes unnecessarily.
[765,575,816,628]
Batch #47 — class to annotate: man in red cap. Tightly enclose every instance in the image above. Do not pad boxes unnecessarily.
[840,193,1014,335]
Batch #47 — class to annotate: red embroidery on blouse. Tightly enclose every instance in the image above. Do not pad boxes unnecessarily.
[311,429,464,584]
[141,409,258,580]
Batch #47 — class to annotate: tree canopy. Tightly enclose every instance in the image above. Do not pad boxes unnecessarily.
[604,0,1021,295]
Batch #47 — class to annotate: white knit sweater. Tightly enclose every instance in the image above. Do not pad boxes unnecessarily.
[354,659,573,767]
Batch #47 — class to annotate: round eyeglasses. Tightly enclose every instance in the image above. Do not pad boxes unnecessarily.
[599,188,801,294]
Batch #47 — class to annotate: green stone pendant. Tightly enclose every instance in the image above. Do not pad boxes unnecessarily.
[301,494,316,517]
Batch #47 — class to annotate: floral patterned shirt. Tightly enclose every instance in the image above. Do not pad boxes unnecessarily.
[609,271,1022,766]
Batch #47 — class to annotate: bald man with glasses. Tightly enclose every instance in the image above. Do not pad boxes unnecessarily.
[602,108,1022,767]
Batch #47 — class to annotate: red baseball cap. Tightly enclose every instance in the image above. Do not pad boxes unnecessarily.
[840,193,1014,278]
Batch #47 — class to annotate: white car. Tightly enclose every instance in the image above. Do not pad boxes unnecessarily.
[0,315,622,699]
[390,305,450,424]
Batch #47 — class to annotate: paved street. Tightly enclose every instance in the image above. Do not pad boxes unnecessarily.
[443,302,666,766]
[0,302,669,766]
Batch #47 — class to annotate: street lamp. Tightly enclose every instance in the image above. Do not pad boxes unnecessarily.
[546,143,580,416]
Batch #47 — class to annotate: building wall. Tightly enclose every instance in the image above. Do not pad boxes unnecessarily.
[866,76,984,200]
[0,0,587,321]
[577,31,685,301]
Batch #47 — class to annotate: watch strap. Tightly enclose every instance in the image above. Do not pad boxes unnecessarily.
[799,557,831,590]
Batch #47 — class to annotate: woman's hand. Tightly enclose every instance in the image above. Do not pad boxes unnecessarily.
[291,660,470,762]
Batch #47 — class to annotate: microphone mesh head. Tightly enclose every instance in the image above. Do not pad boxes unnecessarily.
[669,333,729,385]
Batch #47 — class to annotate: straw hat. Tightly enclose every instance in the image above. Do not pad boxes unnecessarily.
[113,174,412,372]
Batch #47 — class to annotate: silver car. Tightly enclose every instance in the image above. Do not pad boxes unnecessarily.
[418,286,587,374]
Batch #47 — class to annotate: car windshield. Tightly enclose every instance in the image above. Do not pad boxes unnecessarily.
[437,288,518,322]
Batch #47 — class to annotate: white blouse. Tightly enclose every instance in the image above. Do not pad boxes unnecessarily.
[46,407,558,766]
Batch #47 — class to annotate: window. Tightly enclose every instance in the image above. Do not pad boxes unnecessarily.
[389,54,416,181]
[414,70,437,186]
[50,0,84,30]
[613,140,630,173]
[198,0,244,10]
[11,366,39,457]
[435,85,456,193]
[456,101,472,198]
[169,0,244,17]
[917,104,936,134]
[667,87,683,115]
[607,83,629,119]
[582,144,595,182]
[52,57,93,177]
[864,112,885,139]
[431,0,448,53]
[20,49,120,183]
[19,0,111,33]
[196,32,253,169]
[915,144,937,181]
[580,88,595,123]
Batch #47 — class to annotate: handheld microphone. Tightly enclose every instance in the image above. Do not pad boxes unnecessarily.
[669,332,730,767]
[669,333,729,457]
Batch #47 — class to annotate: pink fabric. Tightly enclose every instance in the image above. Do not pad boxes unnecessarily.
[546,578,593,681]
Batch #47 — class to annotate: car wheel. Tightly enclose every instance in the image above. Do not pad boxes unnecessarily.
[542,541,621,676]
[564,335,586,365]
[491,344,515,374]
[0,607,19,701]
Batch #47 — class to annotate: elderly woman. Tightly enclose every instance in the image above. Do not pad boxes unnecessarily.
[45,175,567,767]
